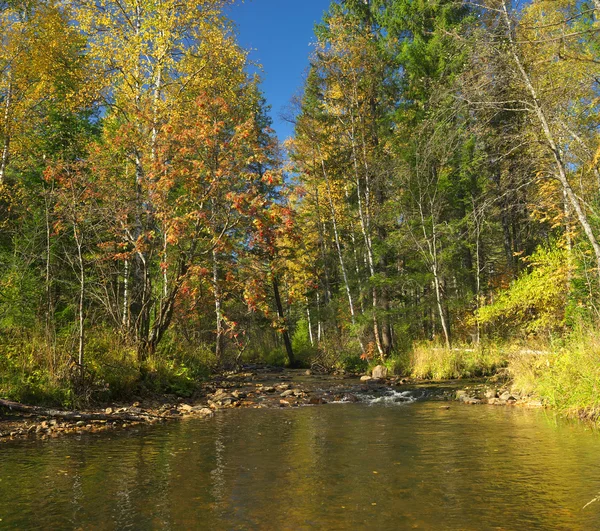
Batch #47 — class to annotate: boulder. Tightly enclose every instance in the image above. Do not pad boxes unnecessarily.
[484,389,498,399]
[371,365,388,379]
[360,375,372,382]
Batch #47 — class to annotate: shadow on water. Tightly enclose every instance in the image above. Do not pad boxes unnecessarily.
[1,397,600,530]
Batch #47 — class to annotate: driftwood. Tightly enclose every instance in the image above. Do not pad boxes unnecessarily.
[0,398,159,422]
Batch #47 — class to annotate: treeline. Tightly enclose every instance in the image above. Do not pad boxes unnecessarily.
[0,0,297,403]
[2,0,600,406]
[286,0,600,370]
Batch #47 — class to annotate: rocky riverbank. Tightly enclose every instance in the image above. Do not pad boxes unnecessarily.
[0,366,406,442]
[453,384,545,408]
[0,366,548,443]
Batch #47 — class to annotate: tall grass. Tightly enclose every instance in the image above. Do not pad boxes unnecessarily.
[403,333,600,422]
[0,328,213,406]
[407,342,507,379]
[509,332,600,420]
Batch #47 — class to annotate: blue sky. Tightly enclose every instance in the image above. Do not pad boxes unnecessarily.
[226,0,332,142]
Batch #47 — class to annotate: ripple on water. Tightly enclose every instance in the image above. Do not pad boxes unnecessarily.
[1,401,600,530]
[359,388,420,405]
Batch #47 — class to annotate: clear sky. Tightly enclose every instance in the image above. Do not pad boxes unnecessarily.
[226,0,332,142]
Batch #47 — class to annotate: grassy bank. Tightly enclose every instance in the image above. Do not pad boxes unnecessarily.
[508,333,600,421]
[398,334,600,422]
[0,329,213,407]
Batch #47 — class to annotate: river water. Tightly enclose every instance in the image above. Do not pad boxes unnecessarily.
[1,393,600,530]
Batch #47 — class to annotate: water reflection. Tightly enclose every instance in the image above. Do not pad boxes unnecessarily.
[1,402,600,530]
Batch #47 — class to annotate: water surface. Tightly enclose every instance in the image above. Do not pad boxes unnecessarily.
[1,399,600,530]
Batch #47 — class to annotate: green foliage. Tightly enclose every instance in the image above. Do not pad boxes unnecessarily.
[84,330,140,400]
[382,353,410,376]
[261,347,289,367]
[153,342,212,396]
[338,353,368,374]
[476,245,572,335]
[291,318,318,367]
[509,331,600,420]
[0,251,42,330]
[0,333,71,406]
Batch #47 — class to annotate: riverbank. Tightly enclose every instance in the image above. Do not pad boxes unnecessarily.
[0,367,402,442]
[1,364,556,443]
[402,335,600,424]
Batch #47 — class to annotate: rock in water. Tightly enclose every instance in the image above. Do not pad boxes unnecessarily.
[360,375,372,382]
[371,365,388,379]
[191,407,214,417]
[484,389,498,399]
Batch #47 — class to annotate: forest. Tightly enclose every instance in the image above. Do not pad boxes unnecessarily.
[1,0,600,418]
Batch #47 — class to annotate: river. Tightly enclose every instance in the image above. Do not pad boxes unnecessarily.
[1,392,600,530]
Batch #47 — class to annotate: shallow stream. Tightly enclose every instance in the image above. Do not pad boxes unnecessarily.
[2,390,600,530]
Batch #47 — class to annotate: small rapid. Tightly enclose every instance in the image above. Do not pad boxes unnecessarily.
[358,388,422,405]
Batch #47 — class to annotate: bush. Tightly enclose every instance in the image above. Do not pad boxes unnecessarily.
[338,353,368,374]
[509,331,600,419]
[291,318,318,368]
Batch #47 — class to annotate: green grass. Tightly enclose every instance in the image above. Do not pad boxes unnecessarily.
[407,342,507,380]
[0,328,214,407]
[402,333,600,423]
[509,332,600,421]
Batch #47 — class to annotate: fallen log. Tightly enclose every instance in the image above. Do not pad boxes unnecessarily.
[0,398,160,423]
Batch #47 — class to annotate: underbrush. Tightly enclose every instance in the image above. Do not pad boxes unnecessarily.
[0,328,213,407]
[508,332,600,420]
[406,342,507,380]
[402,333,600,422]
[0,331,73,406]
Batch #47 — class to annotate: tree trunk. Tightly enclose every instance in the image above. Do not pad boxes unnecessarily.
[317,147,364,352]
[502,0,600,279]
[73,222,85,384]
[0,77,12,184]
[272,275,295,366]
[306,303,314,346]
[213,248,224,362]
[347,110,385,359]
[122,259,129,329]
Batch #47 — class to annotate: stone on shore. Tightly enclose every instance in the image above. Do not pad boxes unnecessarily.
[371,365,388,379]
